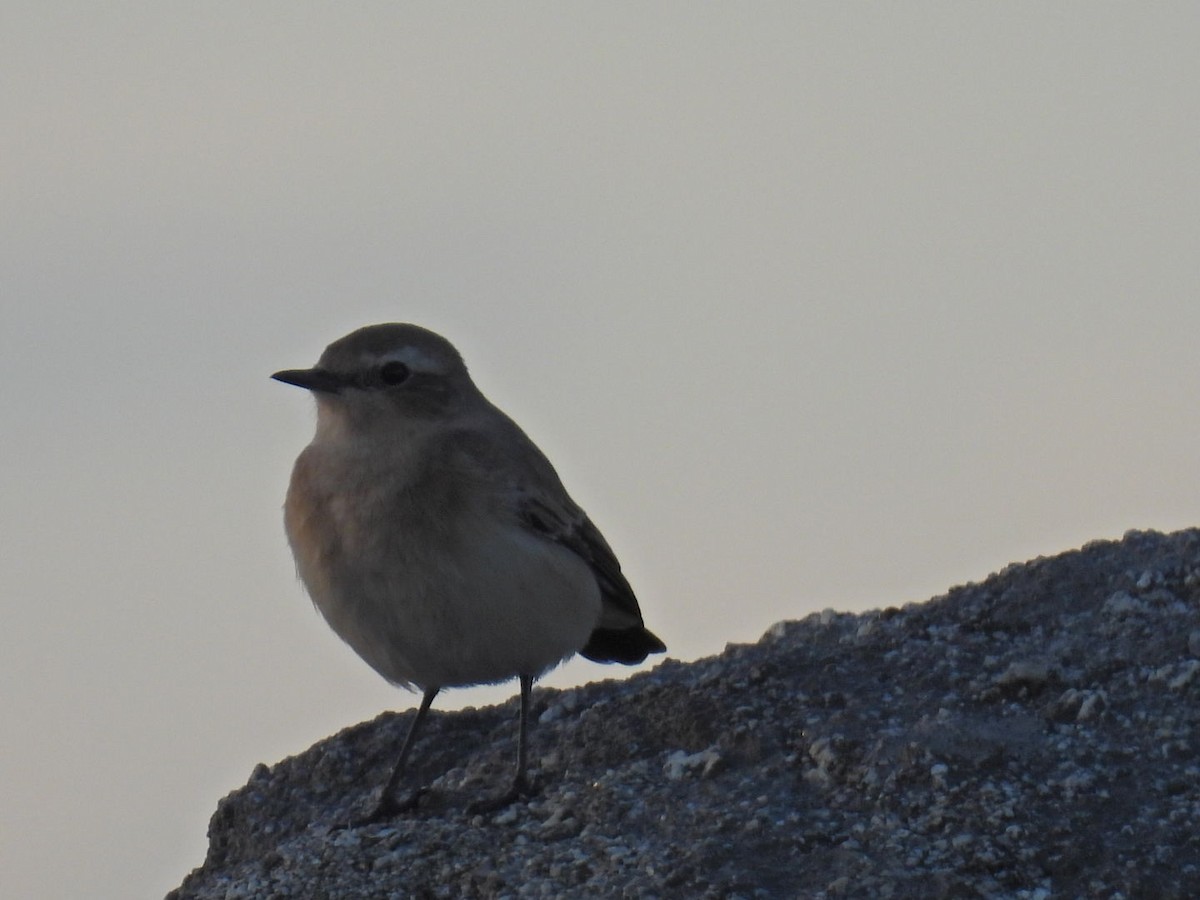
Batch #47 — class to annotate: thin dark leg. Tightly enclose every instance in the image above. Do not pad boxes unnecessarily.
[511,672,533,795]
[468,673,536,813]
[340,687,438,827]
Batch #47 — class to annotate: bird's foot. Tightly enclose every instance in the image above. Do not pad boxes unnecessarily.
[466,774,536,815]
[333,787,429,830]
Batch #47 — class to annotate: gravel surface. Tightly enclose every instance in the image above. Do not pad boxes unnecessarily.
[170,529,1200,899]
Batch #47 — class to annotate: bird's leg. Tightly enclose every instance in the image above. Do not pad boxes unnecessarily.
[510,672,533,797]
[468,673,537,814]
[338,687,438,828]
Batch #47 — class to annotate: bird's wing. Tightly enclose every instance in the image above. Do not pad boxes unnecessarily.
[442,413,647,628]
[515,490,645,628]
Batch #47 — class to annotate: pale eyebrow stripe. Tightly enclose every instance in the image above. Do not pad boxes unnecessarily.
[378,347,441,372]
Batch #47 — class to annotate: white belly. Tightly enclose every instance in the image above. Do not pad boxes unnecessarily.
[296,515,602,690]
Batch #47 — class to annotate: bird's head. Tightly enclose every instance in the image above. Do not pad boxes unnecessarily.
[273,323,479,436]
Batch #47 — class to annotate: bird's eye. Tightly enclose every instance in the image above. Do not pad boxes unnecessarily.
[379,361,411,386]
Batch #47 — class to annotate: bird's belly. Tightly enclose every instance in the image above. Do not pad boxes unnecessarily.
[302,522,602,690]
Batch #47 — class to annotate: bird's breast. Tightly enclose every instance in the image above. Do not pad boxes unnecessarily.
[283,443,602,689]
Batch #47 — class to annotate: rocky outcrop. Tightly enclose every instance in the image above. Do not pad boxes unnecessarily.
[170,529,1200,898]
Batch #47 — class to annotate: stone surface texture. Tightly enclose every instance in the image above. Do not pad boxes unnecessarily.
[170,529,1200,899]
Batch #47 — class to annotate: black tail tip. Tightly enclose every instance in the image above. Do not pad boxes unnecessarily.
[580,627,666,666]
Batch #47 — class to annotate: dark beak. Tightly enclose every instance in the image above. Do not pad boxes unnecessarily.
[271,367,345,394]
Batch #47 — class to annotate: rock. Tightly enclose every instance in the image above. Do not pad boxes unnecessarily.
[663,747,722,781]
[169,528,1200,899]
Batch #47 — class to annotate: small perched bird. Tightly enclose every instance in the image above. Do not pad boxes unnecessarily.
[273,323,665,820]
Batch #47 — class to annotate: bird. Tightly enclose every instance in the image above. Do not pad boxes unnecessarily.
[272,323,665,821]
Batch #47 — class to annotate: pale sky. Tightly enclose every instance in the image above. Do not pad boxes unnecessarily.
[3,5,1198,898]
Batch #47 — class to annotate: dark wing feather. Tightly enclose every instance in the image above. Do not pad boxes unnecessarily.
[518,495,639,621]
[518,493,666,664]
[444,413,665,665]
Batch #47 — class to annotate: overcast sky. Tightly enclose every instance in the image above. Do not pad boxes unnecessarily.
[3,5,1198,898]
